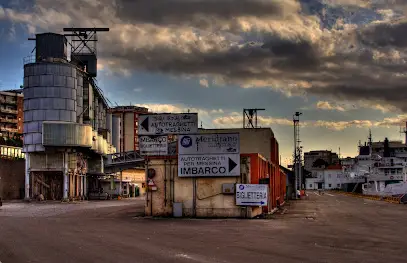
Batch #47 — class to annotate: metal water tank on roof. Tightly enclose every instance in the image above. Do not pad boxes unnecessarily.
[35,33,67,62]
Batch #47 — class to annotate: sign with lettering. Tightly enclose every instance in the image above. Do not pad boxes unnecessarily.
[138,113,198,135]
[236,184,268,206]
[235,184,268,206]
[178,154,240,177]
[178,133,239,155]
[139,135,168,156]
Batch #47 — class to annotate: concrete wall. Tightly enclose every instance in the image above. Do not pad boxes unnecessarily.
[0,159,25,200]
[145,157,262,218]
[199,128,273,162]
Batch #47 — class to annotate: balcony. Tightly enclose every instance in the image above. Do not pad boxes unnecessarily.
[0,97,17,105]
[0,127,18,133]
[0,117,18,124]
[0,108,18,115]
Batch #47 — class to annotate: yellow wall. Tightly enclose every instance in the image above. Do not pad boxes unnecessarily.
[145,157,262,218]
[122,168,146,195]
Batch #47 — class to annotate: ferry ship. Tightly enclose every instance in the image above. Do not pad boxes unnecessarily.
[343,132,407,197]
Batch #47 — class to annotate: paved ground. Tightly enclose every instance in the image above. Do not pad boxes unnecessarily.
[1,192,407,263]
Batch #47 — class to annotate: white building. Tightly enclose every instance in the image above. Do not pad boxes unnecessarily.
[306,165,346,190]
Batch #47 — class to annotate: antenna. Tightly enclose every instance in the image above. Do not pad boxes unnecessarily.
[243,108,265,128]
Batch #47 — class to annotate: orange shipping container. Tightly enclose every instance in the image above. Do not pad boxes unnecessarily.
[242,153,286,213]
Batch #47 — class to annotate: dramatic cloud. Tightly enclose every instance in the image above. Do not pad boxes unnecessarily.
[2,0,407,111]
[213,113,407,131]
[314,100,399,113]
[199,79,209,88]
[316,101,345,112]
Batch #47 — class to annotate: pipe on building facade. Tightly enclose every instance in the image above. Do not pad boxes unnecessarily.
[119,170,123,196]
[63,152,69,200]
[146,160,149,211]
[164,159,167,206]
[170,160,175,202]
[24,154,30,200]
[192,177,197,217]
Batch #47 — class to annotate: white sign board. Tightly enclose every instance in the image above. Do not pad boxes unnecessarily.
[178,133,240,155]
[139,135,168,156]
[236,184,268,206]
[138,113,198,135]
[178,154,240,177]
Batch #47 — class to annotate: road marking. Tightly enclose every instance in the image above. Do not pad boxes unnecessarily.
[326,193,334,197]
[313,192,320,196]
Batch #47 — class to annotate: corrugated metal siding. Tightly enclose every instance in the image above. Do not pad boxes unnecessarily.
[23,63,78,153]
[243,153,286,213]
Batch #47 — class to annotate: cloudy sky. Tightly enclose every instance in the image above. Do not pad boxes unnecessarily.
[2,0,407,165]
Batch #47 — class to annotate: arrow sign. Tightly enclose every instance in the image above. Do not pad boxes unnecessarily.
[228,157,237,172]
[236,184,268,207]
[241,201,265,205]
[140,117,149,132]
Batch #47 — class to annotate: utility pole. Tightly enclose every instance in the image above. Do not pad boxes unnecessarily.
[293,112,302,199]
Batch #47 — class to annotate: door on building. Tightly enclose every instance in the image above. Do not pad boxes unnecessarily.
[317,183,323,189]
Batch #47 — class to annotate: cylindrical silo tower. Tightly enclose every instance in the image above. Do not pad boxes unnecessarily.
[23,62,78,153]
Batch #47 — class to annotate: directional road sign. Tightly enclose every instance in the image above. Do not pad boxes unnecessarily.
[235,184,268,206]
[138,113,198,135]
[178,154,240,177]
[178,133,240,155]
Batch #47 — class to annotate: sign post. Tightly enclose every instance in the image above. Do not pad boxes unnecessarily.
[235,184,268,206]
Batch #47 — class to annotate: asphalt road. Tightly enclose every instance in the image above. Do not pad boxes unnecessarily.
[1,193,407,263]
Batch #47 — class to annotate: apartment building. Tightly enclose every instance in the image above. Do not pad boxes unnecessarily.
[0,90,23,139]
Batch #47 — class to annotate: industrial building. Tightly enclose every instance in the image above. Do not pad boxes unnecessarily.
[23,30,117,201]
[0,90,23,141]
[145,128,285,218]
